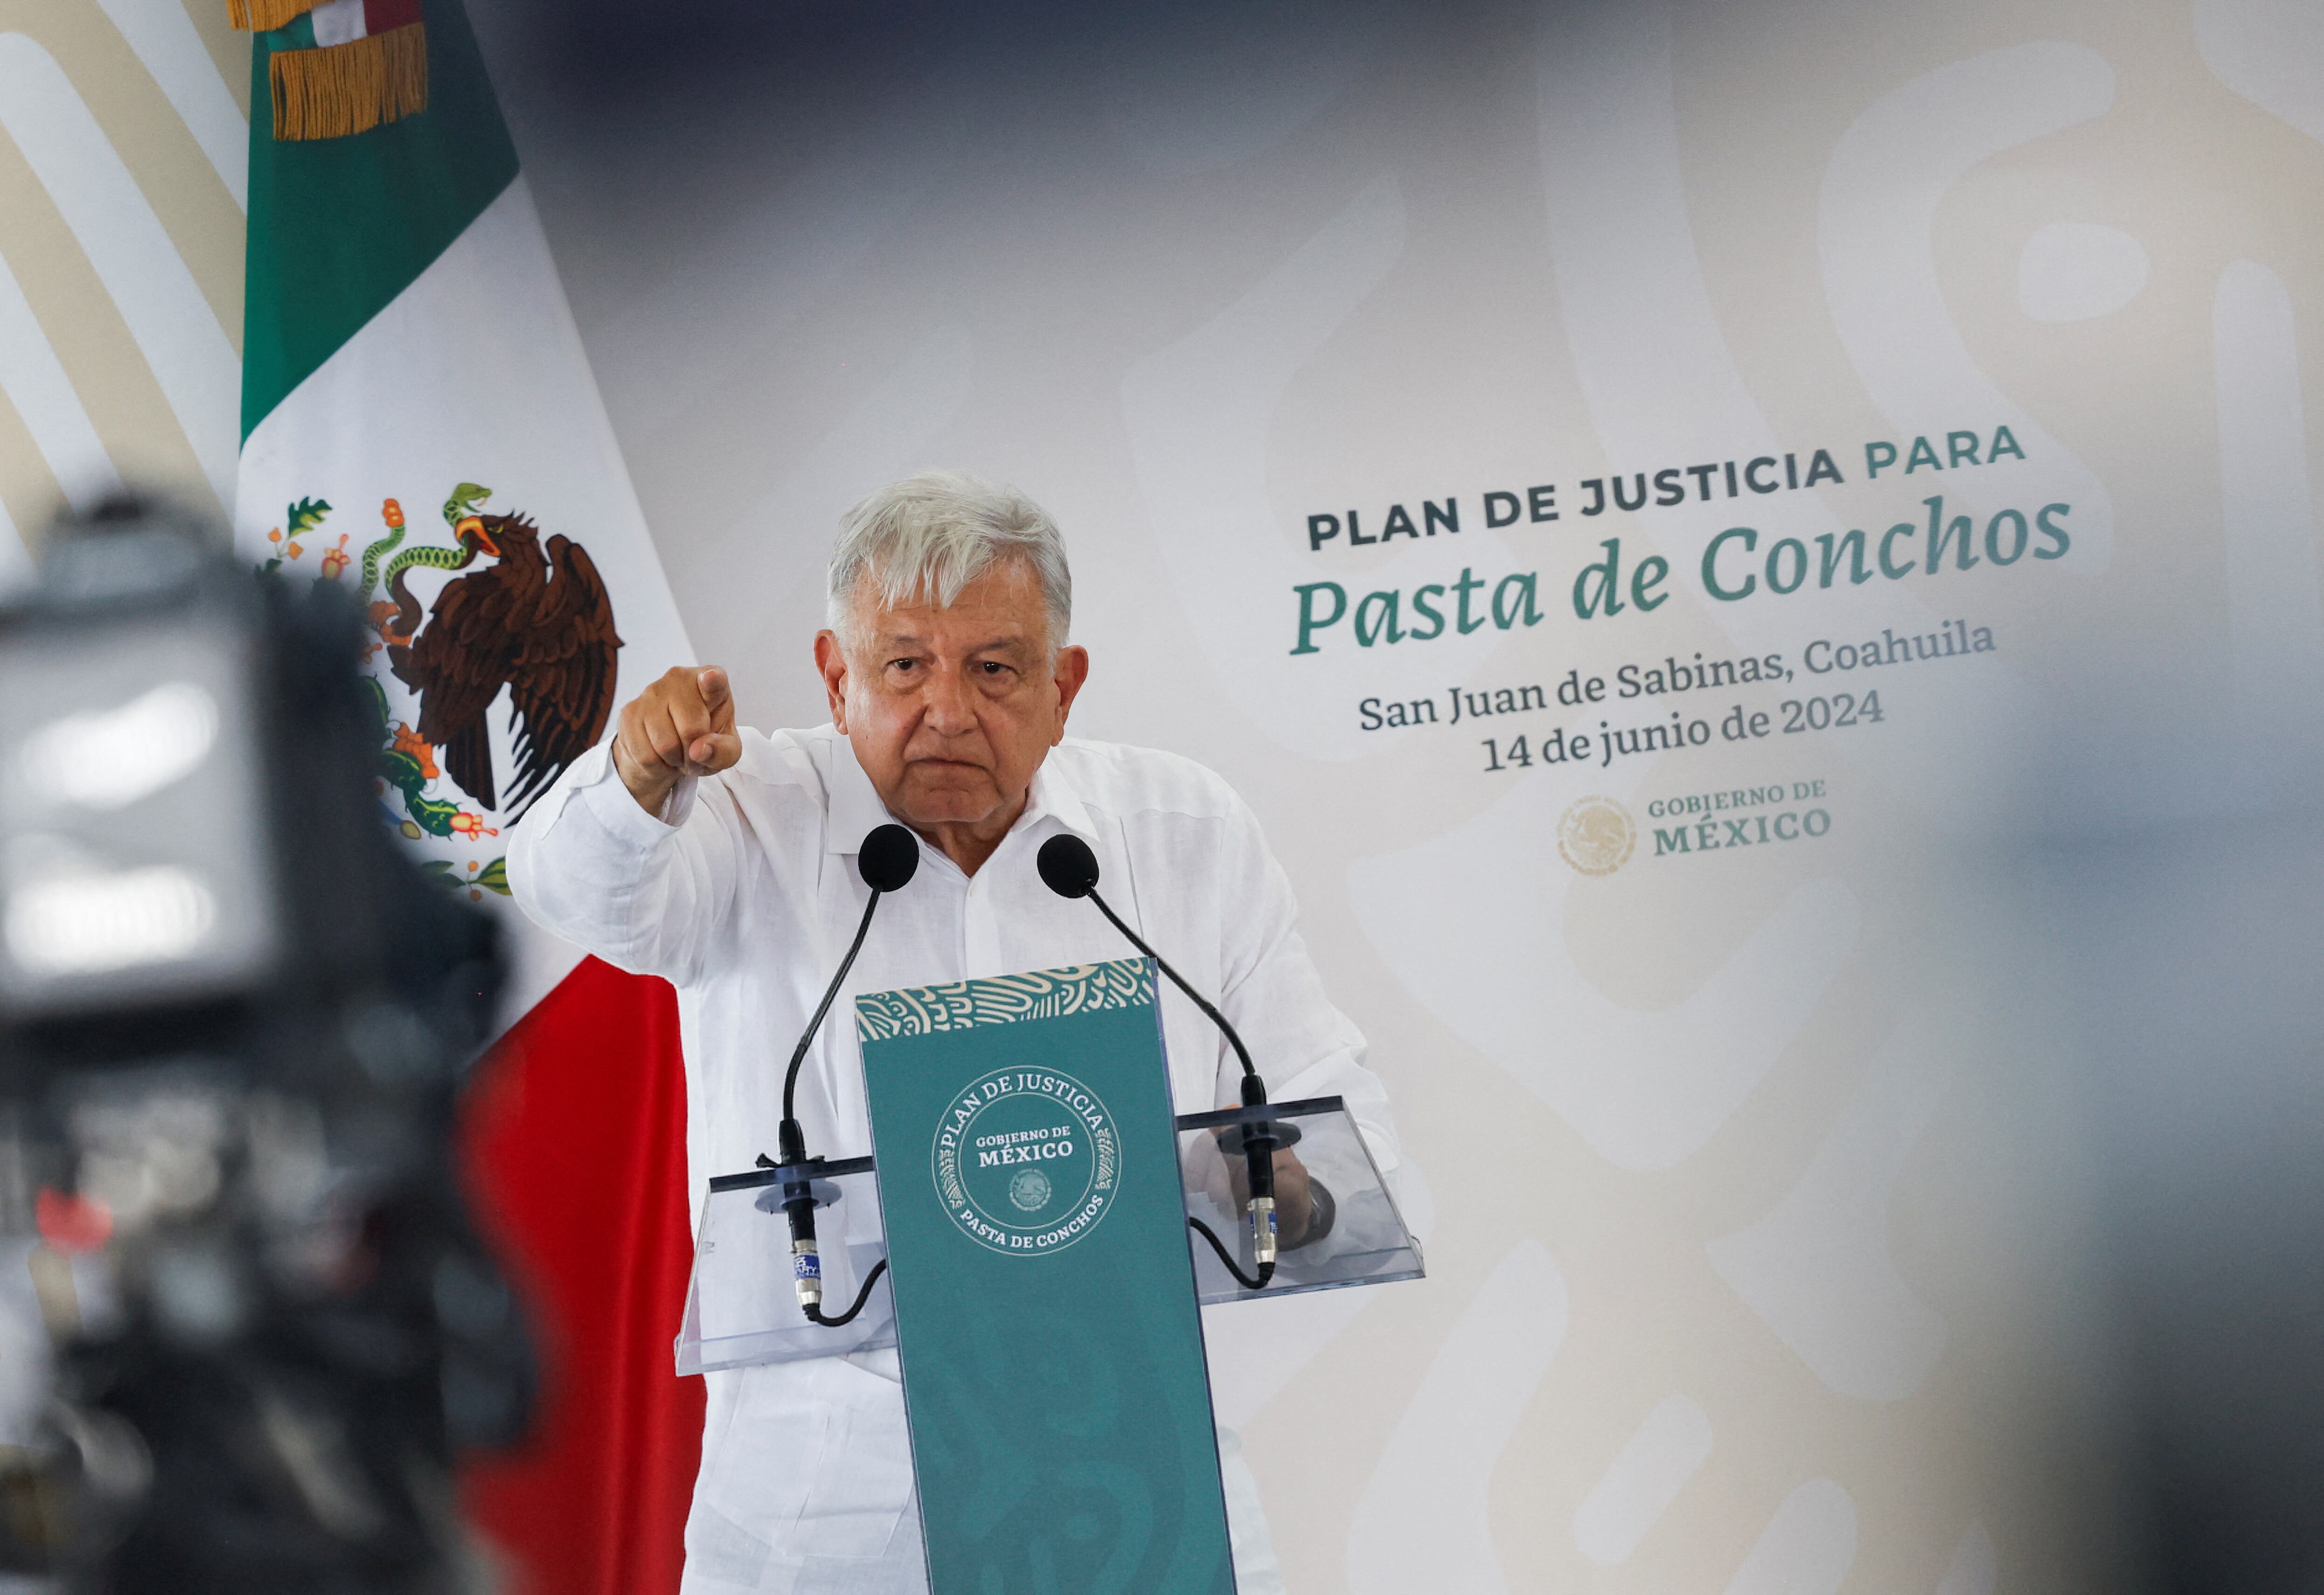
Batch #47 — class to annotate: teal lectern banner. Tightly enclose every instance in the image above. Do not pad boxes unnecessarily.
[855,959,1236,1595]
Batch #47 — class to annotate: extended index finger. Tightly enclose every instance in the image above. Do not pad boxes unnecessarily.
[697,666,730,709]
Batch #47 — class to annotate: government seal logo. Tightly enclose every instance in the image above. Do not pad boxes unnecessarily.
[1008,1168,1051,1212]
[1558,795,1635,876]
[931,1066,1119,1255]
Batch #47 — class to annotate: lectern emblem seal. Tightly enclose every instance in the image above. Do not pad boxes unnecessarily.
[1557,795,1635,876]
[931,1065,1120,1256]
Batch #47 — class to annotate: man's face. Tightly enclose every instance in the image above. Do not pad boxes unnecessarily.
[815,561,1089,837]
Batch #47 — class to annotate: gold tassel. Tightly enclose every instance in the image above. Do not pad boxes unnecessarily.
[228,0,316,32]
[269,22,428,142]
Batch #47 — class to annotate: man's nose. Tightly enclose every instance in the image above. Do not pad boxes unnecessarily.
[922,662,978,730]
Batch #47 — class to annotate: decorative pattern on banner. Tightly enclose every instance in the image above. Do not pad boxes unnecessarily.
[854,959,1155,1040]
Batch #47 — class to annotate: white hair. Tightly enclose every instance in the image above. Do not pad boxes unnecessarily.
[826,471,1071,652]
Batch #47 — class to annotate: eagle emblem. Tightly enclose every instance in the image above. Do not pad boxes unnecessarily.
[258,484,625,898]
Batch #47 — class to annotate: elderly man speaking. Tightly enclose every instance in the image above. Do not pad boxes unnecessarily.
[509,472,1397,1595]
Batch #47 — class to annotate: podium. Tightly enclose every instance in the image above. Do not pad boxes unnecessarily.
[673,959,1423,1593]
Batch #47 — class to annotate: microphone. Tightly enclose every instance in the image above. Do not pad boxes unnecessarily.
[774,822,919,1324]
[1036,834,1283,1286]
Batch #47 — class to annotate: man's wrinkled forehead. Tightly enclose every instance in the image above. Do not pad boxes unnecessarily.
[846,560,1051,654]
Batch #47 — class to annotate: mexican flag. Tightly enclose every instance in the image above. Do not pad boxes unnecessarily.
[231,5,706,1592]
[232,0,691,1017]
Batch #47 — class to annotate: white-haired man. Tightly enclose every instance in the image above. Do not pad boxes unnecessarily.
[508,472,1397,1595]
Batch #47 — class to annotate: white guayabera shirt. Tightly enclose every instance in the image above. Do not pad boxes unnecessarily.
[508,724,1398,1595]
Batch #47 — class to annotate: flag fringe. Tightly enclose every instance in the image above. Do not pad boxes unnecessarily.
[269,23,428,142]
[228,0,314,31]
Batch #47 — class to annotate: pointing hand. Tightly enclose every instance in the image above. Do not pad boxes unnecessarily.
[612,665,742,813]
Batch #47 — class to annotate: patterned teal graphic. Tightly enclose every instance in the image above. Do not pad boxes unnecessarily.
[856,959,1155,1040]
[856,960,1234,1595]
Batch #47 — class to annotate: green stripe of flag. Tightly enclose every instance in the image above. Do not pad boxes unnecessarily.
[242,0,520,440]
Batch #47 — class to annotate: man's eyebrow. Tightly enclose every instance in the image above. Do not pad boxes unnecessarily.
[873,631,1033,656]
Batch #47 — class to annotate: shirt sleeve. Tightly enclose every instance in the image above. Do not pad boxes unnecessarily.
[504,742,740,986]
[1212,794,1401,1175]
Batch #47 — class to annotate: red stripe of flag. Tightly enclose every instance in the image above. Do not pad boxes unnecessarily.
[364,0,424,33]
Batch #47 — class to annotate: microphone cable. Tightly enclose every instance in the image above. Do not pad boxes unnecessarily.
[773,822,918,1325]
[1036,833,1282,1288]
[1188,1216,1273,1291]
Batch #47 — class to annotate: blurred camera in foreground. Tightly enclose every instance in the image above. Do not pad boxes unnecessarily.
[0,498,531,1593]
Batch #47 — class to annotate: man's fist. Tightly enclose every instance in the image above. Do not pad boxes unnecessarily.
[612,665,742,813]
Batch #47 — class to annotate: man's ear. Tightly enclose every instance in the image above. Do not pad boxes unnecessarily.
[1051,645,1090,742]
[814,630,850,732]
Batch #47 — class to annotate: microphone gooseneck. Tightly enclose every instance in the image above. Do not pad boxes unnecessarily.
[1036,836,1257,1082]
[778,823,918,1323]
[1034,833,1280,1284]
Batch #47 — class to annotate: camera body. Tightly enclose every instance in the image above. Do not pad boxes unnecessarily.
[0,502,532,1592]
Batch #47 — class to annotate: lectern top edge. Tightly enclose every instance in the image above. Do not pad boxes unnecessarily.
[704,1098,1354,1194]
[707,1153,876,1193]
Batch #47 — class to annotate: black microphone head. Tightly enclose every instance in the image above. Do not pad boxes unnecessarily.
[858,824,920,892]
[1037,834,1100,899]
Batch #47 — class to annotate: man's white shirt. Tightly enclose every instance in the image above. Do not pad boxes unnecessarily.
[508,725,1396,1595]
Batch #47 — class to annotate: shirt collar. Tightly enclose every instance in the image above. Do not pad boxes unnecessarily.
[822,733,894,855]
[1022,746,1098,844]
[821,735,1098,853]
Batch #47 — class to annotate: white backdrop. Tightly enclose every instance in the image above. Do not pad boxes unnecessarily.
[465,0,2324,1589]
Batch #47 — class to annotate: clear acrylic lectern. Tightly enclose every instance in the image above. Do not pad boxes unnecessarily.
[1174,1096,1426,1304]
[673,1094,1423,1376]
[673,1154,894,1375]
